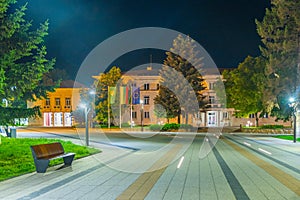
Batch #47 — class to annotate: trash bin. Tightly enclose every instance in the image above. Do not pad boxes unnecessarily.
[10,127,16,138]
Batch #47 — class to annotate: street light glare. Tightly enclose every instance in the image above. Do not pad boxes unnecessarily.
[79,103,87,108]
[289,97,295,103]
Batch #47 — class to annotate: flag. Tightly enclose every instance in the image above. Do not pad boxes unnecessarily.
[120,86,129,104]
[132,87,140,104]
[108,86,116,104]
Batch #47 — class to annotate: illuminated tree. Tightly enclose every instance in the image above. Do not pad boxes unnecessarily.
[0,0,55,128]
[155,34,206,124]
[219,56,266,126]
[93,66,122,125]
[256,0,300,119]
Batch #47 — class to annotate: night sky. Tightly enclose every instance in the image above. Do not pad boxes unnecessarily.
[17,0,270,80]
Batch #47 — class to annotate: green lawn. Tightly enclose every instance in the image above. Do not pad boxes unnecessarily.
[0,137,100,181]
[273,135,300,141]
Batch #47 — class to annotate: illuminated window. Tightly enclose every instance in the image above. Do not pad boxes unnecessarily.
[144,112,150,118]
[55,98,60,106]
[209,82,215,90]
[45,98,50,106]
[65,98,71,106]
[209,96,215,104]
[132,112,137,118]
[144,96,150,105]
[144,83,150,90]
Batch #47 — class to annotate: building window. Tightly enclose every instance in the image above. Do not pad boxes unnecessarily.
[65,98,71,106]
[55,98,60,106]
[45,98,50,106]
[263,113,268,118]
[223,112,228,119]
[144,83,150,90]
[249,114,255,118]
[132,112,137,118]
[144,112,150,118]
[209,96,215,104]
[156,84,160,90]
[209,82,215,90]
[144,96,150,105]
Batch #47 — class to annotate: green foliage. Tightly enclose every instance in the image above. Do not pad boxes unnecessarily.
[93,66,122,125]
[220,56,266,126]
[162,123,180,131]
[0,0,55,124]
[155,34,206,123]
[121,122,130,127]
[260,124,284,129]
[179,123,194,130]
[149,124,163,131]
[0,106,40,126]
[256,0,300,119]
[0,137,100,181]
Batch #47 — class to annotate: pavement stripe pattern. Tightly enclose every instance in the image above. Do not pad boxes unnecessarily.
[224,137,300,196]
[117,144,182,199]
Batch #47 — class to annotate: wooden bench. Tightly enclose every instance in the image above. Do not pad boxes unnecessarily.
[30,142,75,173]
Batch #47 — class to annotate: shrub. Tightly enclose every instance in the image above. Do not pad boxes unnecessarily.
[149,124,163,131]
[162,123,180,131]
[179,124,194,130]
[260,125,284,129]
[121,123,131,127]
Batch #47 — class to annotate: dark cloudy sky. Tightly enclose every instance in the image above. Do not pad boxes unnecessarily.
[17,0,270,79]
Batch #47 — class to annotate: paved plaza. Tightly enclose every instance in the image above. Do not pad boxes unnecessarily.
[1,128,300,199]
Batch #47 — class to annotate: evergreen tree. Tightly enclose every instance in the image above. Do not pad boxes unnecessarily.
[0,0,55,127]
[154,34,206,124]
[256,0,300,118]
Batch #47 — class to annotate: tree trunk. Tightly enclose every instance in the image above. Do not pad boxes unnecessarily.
[177,115,181,124]
[185,113,189,124]
[255,113,259,127]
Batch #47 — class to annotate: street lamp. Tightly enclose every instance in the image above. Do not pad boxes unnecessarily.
[79,104,91,146]
[140,99,144,132]
[289,97,297,143]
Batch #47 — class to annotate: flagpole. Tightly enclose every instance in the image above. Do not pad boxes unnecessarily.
[108,86,110,129]
[119,86,122,129]
[130,84,133,129]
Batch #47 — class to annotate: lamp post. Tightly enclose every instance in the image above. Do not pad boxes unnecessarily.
[289,97,297,143]
[80,104,91,146]
[140,99,144,132]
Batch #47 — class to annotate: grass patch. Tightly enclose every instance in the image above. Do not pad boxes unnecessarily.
[273,135,300,141]
[0,137,100,181]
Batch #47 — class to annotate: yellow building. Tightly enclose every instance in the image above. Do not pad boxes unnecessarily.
[28,80,85,127]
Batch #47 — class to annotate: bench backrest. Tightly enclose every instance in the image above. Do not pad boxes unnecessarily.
[30,142,65,159]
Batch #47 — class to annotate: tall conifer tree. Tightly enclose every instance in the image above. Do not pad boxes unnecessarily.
[0,0,55,126]
[154,34,206,124]
[256,0,300,118]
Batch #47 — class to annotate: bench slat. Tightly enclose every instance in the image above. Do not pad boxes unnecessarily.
[31,142,64,159]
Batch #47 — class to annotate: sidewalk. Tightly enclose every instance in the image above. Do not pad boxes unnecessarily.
[1,132,300,199]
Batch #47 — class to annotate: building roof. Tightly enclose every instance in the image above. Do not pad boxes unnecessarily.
[59,80,87,88]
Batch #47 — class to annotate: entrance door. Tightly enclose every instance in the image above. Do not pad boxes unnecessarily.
[207,111,217,127]
[44,112,53,127]
[54,112,63,126]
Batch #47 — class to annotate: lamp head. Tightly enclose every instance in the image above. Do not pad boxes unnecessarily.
[289,97,295,103]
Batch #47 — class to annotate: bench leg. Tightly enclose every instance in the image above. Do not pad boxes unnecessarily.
[63,154,75,166]
[34,159,50,173]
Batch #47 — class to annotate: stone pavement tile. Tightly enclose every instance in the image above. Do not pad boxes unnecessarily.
[199,155,218,199]
[206,149,235,200]
[218,139,296,199]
